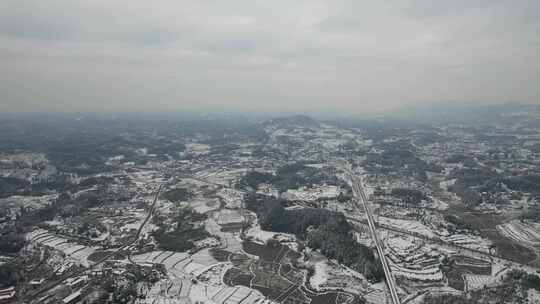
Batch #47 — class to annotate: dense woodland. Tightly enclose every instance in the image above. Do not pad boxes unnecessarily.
[238,162,344,192]
[0,260,21,288]
[152,206,209,252]
[245,194,383,282]
[424,270,540,304]
[161,188,192,203]
[449,163,540,208]
[0,113,265,176]
[364,142,443,181]
[390,188,427,205]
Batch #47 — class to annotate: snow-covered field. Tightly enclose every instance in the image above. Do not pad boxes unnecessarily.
[189,198,221,214]
[217,188,244,209]
[439,179,456,191]
[195,168,248,186]
[428,197,449,210]
[363,288,388,304]
[211,285,266,304]
[383,233,444,283]
[441,234,492,253]
[113,207,157,238]
[132,249,270,304]
[528,288,540,304]
[463,274,498,291]
[256,184,279,198]
[216,209,244,226]
[185,143,211,156]
[284,185,341,201]
[386,235,423,257]
[128,170,163,188]
[205,218,243,252]
[135,278,192,304]
[462,259,510,291]
[197,263,232,286]
[497,220,540,247]
[132,248,218,278]
[377,217,437,238]
[132,251,189,269]
[309,259,368,295]
[0,194,58,210]
[389,259,443,282]
[26,229,96,267]
[244,220,297,251]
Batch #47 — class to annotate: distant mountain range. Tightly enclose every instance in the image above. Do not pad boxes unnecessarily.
[383,102,540,124]
[261,114,320,129]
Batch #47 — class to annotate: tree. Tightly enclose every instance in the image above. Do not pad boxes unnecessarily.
[0,232,25,254]
[0,261,21,288]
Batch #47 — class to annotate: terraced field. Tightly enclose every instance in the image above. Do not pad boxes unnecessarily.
[222,241,359,304]
[26,229,96,267]
[497,220,540,248]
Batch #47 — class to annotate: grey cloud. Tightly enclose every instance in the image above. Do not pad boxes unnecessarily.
[0,0,539,113]
[403,0,498,18]
[0,1,81,40]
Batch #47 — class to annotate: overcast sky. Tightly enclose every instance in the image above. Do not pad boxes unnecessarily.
[1,0,539,114]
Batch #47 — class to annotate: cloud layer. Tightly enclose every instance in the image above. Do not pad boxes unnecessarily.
[1,0,539,113]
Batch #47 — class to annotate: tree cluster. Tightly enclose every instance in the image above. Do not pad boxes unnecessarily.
[390,188,426,205]
[0,260,21,288]
[152,207,208,252]
[424,269,540,304]
[239,163,341,192]
[245,194,383,282]
[161,188,192,203]
[364,143,442,181]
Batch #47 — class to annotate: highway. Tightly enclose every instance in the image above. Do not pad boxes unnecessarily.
[347,171,401,304]
[345,170,540,304]
[28,184,163,301]
[347,216,540,276]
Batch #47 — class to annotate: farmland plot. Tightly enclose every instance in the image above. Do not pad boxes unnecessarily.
[26,229,96,266]
[497,220,540,247]
[205,217,243,252]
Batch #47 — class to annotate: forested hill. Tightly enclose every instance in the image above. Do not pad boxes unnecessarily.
[245,194,384,282]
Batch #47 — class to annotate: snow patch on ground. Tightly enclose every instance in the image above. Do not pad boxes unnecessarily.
[528,288,540,304]
[216,188,244,209]
[244,221,297,250]
[309,261,328,290]
[378,217,436,238]
[497,220,540,246]
[26,229,96,267]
